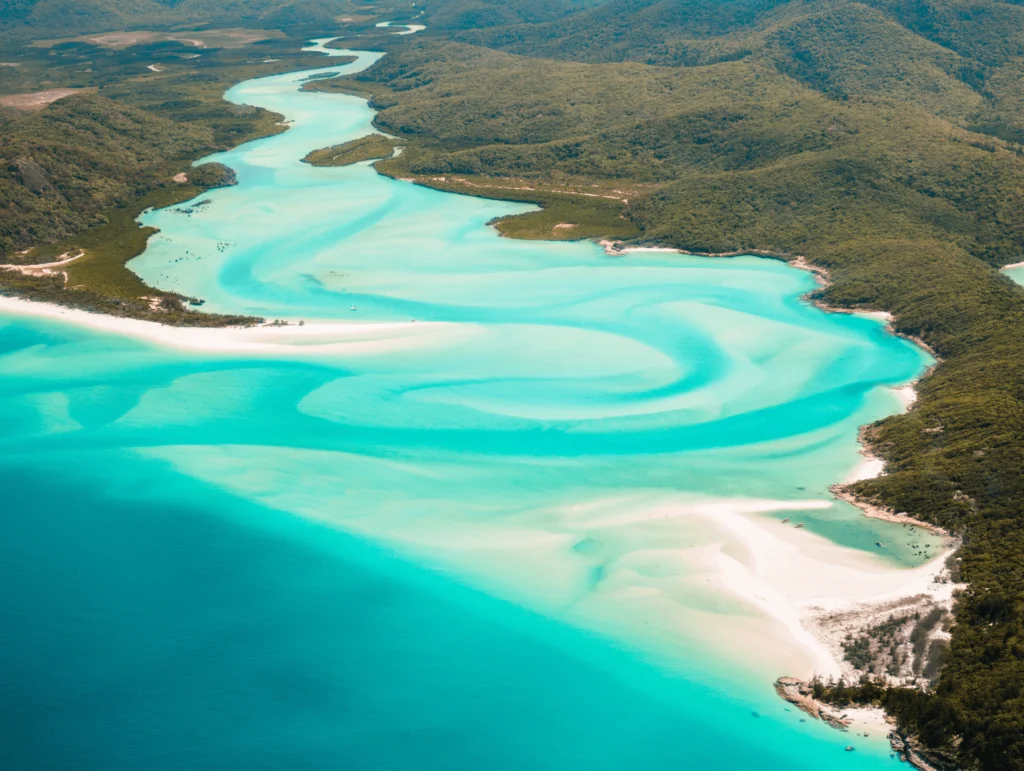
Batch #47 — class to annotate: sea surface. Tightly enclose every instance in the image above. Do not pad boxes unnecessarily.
[1,40,939,770]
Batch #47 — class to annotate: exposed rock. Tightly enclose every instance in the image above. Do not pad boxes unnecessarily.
[775,678,961,770]
[773,677,850,729]
[888,729,961,771]
[14,157,56,195]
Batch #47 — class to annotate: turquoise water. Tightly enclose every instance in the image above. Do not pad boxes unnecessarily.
[0,41,937,769]
[1005,265,1024,286]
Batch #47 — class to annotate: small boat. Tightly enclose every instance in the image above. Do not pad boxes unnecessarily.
[781,518,790,523]
[846,746,855,752]
[350,306,357,311]
[795,523,804,528]
[876,541,884,548]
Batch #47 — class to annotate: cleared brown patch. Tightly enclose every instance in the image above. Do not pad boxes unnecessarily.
[0,87,96,111]
[336,15,378,22]
[553,223,578,230]
[33,28,283,50]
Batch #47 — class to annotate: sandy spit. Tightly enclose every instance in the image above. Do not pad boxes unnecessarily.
[0,295,454,357]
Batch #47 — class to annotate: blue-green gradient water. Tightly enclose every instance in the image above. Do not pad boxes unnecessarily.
[1,42,939,769]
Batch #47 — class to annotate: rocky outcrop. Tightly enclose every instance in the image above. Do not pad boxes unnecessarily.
[773,677,851,729]
[775,678,961,771]
[14,157,66,202]
[888,730,961,771]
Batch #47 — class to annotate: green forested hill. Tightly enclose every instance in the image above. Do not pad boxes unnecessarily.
[448,0,795,61]
[759,3,982,117]
[0,94,216,256]
[450,0,1024,65]
[0,0,169,36]
[356,38,1024,266]
[449,0,1024,127]
[0,0,357,39]
[170,0,354,27]
[424,0,607,31]
[355,40,985,177]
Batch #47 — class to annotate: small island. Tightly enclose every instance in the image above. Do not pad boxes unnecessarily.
[302,134,403,167]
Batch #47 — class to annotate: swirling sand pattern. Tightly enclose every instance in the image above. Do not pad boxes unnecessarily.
[0,42,941,770]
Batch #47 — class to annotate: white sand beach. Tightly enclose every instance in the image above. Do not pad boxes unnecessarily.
[0,295,462,357]
[680,498,955,679]
[891,383,918,408]
[845,456,886,483]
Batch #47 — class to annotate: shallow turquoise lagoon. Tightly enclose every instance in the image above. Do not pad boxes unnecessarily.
[1005,264,1024,286]
[0,42,939,769]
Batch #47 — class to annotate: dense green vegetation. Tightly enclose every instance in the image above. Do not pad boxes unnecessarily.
[0,0,360,41]
[447,0,1024,127]
[0,44,319,269]
[411,177,641,240]
[424,0,605,32]
[308,3,1024,764]
[302,132,403,165]
[0,93,217,258]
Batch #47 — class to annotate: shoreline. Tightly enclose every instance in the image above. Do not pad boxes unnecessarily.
[774,680,949,770]
[0,294,451,356]
[601,240,943,360]
[599,241,944,532]
[830,485,949,536]
[237,72,965,765]
[704,500,957,680]
[596,241,959,702]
